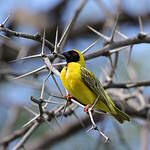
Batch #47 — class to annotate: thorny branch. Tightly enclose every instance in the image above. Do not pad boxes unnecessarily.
[0,1,150,149]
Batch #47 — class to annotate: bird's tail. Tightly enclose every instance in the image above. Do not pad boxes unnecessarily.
[112,106,130,124]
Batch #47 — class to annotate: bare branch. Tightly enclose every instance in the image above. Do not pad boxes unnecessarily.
[84,34,150,60]
[110,14,119,43]
[82,38,99,54]
[0,14,11,27]
[41,28,46,56]
[12,65,46,80]
[54,27,59,53]
[0,27,54,50]
[57,0,87,51]
[104,80,150,89]
[0,124,32,147]
[12,122,39,150]
[87,26,109,41]
[138,16,144,34]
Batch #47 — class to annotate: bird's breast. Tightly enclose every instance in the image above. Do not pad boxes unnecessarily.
[60,63,81,89]
[60,63,96,105]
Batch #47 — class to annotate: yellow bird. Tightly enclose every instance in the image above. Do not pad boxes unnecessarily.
[60,50,130,123]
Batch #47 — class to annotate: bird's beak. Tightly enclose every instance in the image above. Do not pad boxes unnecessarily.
[53,52,65,59]
[56,53,65,59]
[61,51,70,60]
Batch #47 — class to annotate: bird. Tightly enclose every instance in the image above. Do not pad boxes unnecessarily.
[60,49,130,123]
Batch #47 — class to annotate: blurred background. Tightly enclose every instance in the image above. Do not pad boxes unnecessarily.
[0,0,150,150]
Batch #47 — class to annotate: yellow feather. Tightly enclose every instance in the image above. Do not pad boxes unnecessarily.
[61,62,111,112]
[60,50,130,123]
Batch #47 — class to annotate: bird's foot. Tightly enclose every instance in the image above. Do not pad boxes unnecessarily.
[64,94,73,101]
[84,104,91,113]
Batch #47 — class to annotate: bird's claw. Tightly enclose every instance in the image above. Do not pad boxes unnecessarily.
[84,104,91,112]
[64,94,73,100]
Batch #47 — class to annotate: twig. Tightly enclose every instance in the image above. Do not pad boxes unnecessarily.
[0,14,11,27]
[0,124,32,147]
[9,54,41,63]
[0,27,54,50]
[104,80,150,89]
[84,34,149,60]
[12,65,46,80]
[107,52,119,83]
[128,45,133,64]
[23,106,38,116]
[140,123,149,150]
[87,26,109,41]
[26,113,104,150]
[40,73,51,100]
[30,97,43,116]
[54,27,59,53]
[87,108,109,142]
[51,74,63,96]
[110,14,119,43]
[41,28,46,56]
[81,38,99,54]
[138,16,144,34]
[57,0,87,51]
[12,122,39,150]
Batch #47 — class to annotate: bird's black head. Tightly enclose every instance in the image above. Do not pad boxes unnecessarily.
[62,50,80,63]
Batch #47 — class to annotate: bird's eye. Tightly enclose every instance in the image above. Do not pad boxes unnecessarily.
[72,51,79,58]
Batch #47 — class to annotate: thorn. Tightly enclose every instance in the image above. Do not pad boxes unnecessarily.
[91,95,100,110]
[0,14,11,27]
[83,96,99,113]
[128,45,133,64]
[9,54,41,63]
[87,108,109,142]
[43,99,65,105]
[87,125,109,143]
[116,30,128,39]
[60,101,71,120]
[30,96,41,104]
[51,74,63,96]
[109,46,128,54]
[34,32,41,39]
[110,14,119,43]
[22,114,40,128]
[23,106,38,116]
[81,38,99,54]
[42,102,48,110]
[0,34,11,40]
[12,65,46,80]
[138,16,147,38]
[87,26,110,41]
[50,94,66,100]
[87,124,97,132]
[57,0,87,50]
[51,66,61,76]
[54,27,59,53]
[41,28,46,56]
[108,55,113,69]
[138,16,144,33]
[40,72,51,100]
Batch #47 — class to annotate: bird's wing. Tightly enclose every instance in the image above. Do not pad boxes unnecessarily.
[80,67,112,111]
